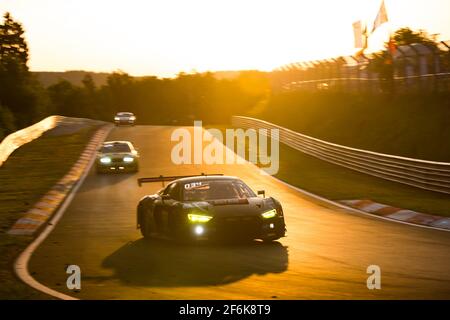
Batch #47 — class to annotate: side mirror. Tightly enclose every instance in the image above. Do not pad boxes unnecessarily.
[161,194,171,201]
[257,190,265,198]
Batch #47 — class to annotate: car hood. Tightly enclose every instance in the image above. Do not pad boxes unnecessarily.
[182,197,275,217]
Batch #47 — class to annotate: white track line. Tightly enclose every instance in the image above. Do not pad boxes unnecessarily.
[14,126,112,300]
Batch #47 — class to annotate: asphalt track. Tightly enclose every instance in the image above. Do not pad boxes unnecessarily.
[28,125,450,299]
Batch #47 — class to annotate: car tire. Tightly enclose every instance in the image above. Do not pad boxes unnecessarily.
[141,211,153,239]
[262,235,282,243]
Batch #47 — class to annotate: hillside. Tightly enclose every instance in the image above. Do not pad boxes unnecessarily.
[32,70,251,87]
[252,91,450,162]
[32,71,111,87]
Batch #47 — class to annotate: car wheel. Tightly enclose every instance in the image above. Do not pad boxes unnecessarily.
[262,235,282,243]
[141,211,154,239]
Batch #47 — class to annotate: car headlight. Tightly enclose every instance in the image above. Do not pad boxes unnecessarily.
[123,156,134,163]
[194,225,205,235]
[100,157,111,164]
[188,213,213,223]
[261,208,277,219]
[114,117,120,121]
[130,116,136,121]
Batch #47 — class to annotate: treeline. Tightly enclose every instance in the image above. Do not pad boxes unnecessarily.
[45,70,269,125]
[0,13,269,139]
[3,12,450,162]
[0,12,46,137]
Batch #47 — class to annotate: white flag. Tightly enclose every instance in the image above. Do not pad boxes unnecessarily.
[372,0,389,33]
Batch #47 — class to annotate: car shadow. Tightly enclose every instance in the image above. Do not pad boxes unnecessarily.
[78,170,137,192]
[102,238,289,287]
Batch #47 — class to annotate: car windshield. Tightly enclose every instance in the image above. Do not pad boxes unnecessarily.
[182,180,256,201]
[100,143,131,153]
[117,113,133,116]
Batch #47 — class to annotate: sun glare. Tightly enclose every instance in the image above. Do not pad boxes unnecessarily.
[1,0,450,76]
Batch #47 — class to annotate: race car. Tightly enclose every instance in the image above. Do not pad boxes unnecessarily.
[96,141,139,173]
[136,174,286,242]
[114,112,136,126]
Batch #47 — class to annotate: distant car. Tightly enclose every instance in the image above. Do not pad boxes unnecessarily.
[136,174,286,242]
[96,141,139,173]
[114,112,136,126]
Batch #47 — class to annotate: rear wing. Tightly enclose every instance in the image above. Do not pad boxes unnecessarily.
[137,173,223,187]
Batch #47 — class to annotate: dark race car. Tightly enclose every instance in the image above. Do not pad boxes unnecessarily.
[136,174,286,242]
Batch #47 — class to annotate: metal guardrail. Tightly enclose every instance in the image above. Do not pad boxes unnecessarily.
[0,116,62,167]
[232,116,450,195]
[283,72,450,87]
[0,116,106,167]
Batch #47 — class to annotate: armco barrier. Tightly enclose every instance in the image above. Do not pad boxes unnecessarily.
[232,116,450,195]
[0,116,105,167]
[0,116,62,166]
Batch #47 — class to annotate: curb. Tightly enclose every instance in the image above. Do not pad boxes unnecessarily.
[12,124,113,300]
[340,200,450,230]
[267,174,450,233]
[8,125,112,236]
[221,129,450,233]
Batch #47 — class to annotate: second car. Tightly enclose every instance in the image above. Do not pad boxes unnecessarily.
[96,141,139,173]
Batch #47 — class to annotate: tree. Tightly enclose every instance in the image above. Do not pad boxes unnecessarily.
[0,12,29,72]
[0,103,16,139]
[47,80,84,117]
[369,27,441,94]
[82,74,96,94]
[104,71,134,112]
[392,27,437,48]
[0,12,45,127]
[80,74,100,118]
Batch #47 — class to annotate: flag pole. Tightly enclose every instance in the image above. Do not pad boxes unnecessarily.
[385,1,396,57]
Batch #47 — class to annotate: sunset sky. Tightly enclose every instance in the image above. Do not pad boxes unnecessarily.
[1,0,449,77]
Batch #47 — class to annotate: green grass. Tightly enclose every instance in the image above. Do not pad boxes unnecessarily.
[0,125,99,299]
[273,143,450,216]
[254,91,450,162]
[209,124,450,217]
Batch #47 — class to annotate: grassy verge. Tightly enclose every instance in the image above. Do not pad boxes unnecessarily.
[208,125,450,217]
[253,91,450,162]
[0,125,99,299]
[272,142,450,217]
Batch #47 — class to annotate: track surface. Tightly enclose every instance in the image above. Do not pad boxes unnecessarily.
[29,126,450,299]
